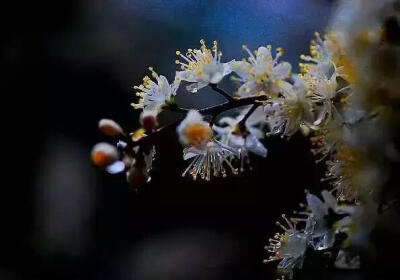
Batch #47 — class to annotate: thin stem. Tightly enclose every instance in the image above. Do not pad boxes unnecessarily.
[238,103,259,126]
[210,84,234,102]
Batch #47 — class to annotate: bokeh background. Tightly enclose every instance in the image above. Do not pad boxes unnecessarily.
[5,0,366,279]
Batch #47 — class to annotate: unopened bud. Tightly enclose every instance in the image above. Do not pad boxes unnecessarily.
[91,142,118,167]
[98,119,123,136]
[140,110,158,132]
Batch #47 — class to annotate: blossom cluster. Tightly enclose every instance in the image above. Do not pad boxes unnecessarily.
[92,0,400,278]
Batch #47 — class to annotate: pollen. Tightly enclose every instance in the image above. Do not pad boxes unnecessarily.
[184,123,212,146]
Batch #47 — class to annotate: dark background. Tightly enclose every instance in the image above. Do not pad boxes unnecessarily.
[4,0,367,279]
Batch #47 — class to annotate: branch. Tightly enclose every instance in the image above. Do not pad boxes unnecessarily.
[210,84,234,102]
[238,103,260,126]
[125,95,268,149]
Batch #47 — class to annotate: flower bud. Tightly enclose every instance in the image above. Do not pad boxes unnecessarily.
[91,142,119,167]
[98,119,123,136]
[140,110,158,133]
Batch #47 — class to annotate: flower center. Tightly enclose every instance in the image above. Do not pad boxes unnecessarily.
[185,123,212,146]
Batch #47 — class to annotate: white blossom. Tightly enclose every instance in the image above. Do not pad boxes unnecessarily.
[133,67,180,111]
[265,77,314,137]
[177,110,213,147]
[182,140,239,181]
[232,45,292,97]
[175,40,234,93]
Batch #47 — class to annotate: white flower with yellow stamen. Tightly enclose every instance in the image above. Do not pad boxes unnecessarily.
[175,39,234,93]
[177,110,213,148]
[182,140,239,181]
[300,31,356,84]
[264,214,310,279]
[177,110,239,180]
[232,45,292,98]
[132,67,180,111]
[265,77,314,137]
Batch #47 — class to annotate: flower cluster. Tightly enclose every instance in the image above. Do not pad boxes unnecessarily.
[264,190,355,278]
[92,0,400,278]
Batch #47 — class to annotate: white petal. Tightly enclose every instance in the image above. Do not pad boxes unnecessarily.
[321,190,337,210]
[231,60,252,79]
[245,135,267,157]
[274,62,292,79]
[306,193,328,219]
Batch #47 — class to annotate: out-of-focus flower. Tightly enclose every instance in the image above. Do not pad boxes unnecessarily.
[264,214,310,279]
[310,120,344,160]
[325,145,382,201]
[98,119,124,137]
[232,45,291,97]
[91,142,119,167]
[213,106,267,171]
[334,249,360,269]
[132,67,180,111]
[265,76,314,137]
[295,190,351,250]
[182,140,239,181]
[338,200,378,248]
[175,40,234,93]
[177,110,213,147]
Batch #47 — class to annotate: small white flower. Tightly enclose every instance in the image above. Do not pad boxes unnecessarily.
[232,45,292,97]
[295,190,351,250]
[132,67,180,111]
[177,110,213,147]
[213,106,267,170]
[265,77,314,137]
[175,40,234,93]
[264,214,310,279]
[182,140,239,181]
[308,71,342,126]
[300,32,354,127]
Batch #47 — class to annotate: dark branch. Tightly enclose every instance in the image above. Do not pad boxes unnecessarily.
[238,103,260,126]
[125,95,268,149]
[209,84,234,102]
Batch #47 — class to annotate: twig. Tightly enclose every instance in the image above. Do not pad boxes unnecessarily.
[238,103,260,126]
[210,83,234,102]
[125,95,268,149]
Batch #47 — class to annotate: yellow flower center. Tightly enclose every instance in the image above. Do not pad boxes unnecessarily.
[185,123,212,146]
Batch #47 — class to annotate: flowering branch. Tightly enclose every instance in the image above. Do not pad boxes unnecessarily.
[92,12,400,277]
[125,94,268,150]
